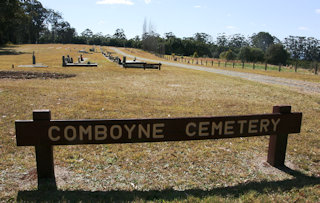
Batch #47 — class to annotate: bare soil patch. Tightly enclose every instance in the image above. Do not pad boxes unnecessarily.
[0,71,76,80]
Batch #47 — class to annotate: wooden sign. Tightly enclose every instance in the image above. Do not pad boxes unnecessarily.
[16,112,301,146]
[15,106,302,189]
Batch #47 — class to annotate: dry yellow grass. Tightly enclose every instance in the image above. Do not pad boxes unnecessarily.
[0,44,319,202]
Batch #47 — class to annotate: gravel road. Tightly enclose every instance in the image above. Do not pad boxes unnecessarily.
[110,47,320,94]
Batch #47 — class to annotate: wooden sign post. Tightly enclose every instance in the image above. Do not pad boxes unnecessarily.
[15,106,302,189]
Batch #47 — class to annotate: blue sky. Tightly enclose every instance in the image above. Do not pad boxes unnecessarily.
[40,0,320,41]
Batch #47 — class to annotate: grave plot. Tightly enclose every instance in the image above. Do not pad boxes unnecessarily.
[62,55,98,67]
[102,52,161,70]
[18,52,48,68]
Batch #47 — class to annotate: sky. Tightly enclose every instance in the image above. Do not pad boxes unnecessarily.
[39,0,320,41]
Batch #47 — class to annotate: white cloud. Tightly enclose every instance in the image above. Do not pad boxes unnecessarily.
[316,9,320,14]
[96,0,134,5]
[226,25,236,29]
[194,5,201,8]
[145,0,151,4]
[298,26,309,30]
[98,20,105,25]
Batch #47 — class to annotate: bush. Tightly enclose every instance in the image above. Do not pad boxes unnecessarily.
[265,44,288,65]
[219,50,236,60]
[238,47,264,62]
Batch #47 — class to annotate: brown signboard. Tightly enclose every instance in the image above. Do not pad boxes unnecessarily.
[16,112,302,146]
[14,106,303,189]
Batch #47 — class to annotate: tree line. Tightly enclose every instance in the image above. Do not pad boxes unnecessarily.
[1,0,319,68]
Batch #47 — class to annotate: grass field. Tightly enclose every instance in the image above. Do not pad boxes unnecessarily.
[0,44,319,202]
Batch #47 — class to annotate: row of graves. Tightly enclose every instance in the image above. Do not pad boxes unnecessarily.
[102,51,161,70]
[62,54,98,67]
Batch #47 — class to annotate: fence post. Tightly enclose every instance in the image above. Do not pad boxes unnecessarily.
[265,63,267,71]
[315,63,318,75]
[232,62,235,68]
[218,61,220,67]
[212,61,214,66]
[279,64,281,72]
[253,63,255,69]
[32,51,36,65]
[224,61,227,67]
[33,110,57,190]
[267,106,291,167]
[295,61,298,72]
[242,62,244,69]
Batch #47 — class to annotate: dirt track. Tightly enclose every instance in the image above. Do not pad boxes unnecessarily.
[111,47,320,95]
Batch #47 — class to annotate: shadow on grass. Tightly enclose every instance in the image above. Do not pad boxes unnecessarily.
[0,47,25,55]
[17,166,319,202]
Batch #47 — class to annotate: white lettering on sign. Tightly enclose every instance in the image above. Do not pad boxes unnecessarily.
[138,124,150,139]
[199,122,210,136]
[47,123,166,142]
[237,120,247,134]
[212,121,223,136]
[260,119,270,133]
[110,125,122,140]
[95,125,107,140]
[248,120,258,133]
[64,126,77,141]
[185,118,281,138]
[186,122,196,136]
[48,126,60,141]
[79,126,92,141]
[271,119,280,131]
[124,124,136,139]
[152,123,165,138]
[224,121,235,135]
[46,118,282,142]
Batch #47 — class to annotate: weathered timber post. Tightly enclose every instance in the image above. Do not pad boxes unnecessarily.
[253,63,255,69]
[33,110,57,190]
[62,56,66,67]
[206,61,207,66]
[279,64,281,72]
[212,61,214,66]
[218,61,220,67]
[295,61,298,72]
[233,62,235,68]
[32,51,36,65]
[267,106,290,167]
[265,63,267,71]
[224,61,227,67]
[315,63,318,75]
[242,62,244,69]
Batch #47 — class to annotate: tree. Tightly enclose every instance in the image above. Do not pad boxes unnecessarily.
[113,28,126,40]
[228,34,249,53]
[0,0,24,44]
[265,44,288,65]
[304,37,320,61]
[251,32,275,52]
[21,0,49,43]
[194,32,212,44]
[219,50,236,61]
[283,36,305,61]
